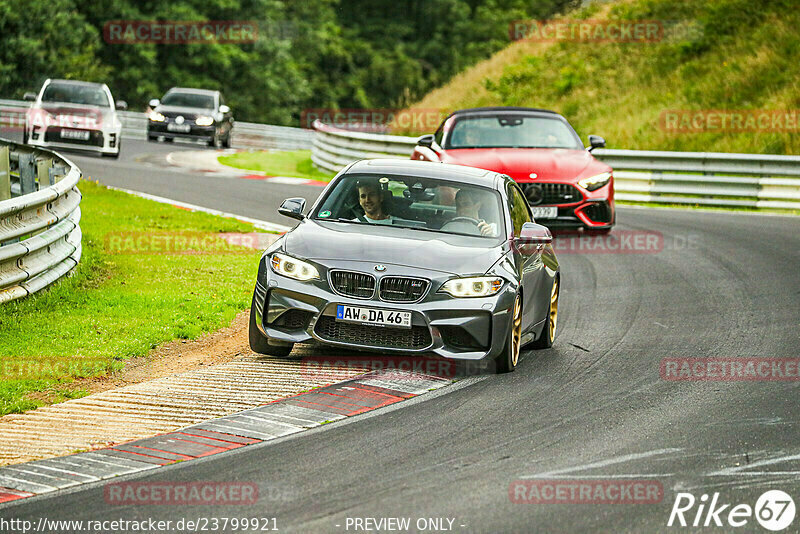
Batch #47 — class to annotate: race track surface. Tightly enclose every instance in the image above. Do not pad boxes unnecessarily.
[2,137,799,533]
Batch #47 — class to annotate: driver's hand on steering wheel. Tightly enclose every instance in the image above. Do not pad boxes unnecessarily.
[477,220,494,236]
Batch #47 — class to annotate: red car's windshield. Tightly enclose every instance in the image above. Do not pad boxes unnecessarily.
[445,115,582,149]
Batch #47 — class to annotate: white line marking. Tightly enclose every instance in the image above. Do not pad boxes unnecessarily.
[267,176,312,184]
[520,448,683,479]
[23,464,98,481]
[708,452,800,476]
[525,474,673,479]
[103,185,291,233]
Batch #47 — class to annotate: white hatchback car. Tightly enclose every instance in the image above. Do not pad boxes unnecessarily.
[24,79,126,158]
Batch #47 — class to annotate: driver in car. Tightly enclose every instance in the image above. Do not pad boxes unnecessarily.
[354,179,396,224]
[442,189,497,236]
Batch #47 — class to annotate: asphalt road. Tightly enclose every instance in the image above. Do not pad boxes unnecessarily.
[2,136,800,533]
[0,133,320,227]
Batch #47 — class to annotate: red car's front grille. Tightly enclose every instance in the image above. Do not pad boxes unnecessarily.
[521,183,583,205]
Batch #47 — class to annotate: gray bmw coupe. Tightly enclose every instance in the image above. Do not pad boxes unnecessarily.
[249,159,560,373]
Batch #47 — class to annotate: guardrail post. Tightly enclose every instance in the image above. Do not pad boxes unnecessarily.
[36,157,53,188]
[18,153,36,195]
[0,146,9,201]
[49,165,67,184]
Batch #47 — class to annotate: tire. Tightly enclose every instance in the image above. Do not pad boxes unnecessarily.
[585,227,612,235]
[249,293,294,357]
[147,134,158,142]
[495,294,522,374]
[208,134,220,148]
[103,142,121,159]
[531,276,559,349]
[222,133,231,148]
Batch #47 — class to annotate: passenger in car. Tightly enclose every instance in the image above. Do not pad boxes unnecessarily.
[353,178,397,224]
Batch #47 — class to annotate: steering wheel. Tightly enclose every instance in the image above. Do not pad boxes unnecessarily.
[443,216,481,226]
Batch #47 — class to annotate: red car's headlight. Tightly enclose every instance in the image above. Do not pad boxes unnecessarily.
[578,172,612,191]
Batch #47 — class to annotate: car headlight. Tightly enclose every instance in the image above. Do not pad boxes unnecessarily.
[195,116,214,126]
[578,172,612,191]
[440,277,503,298]
[147,110,166,122]
[270,253,319,281]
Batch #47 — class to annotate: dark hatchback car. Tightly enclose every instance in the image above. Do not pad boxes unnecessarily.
[249,159,561,373]
[146,88,233,147]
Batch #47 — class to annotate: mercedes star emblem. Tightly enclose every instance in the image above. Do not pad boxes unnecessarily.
[525,184,544,206]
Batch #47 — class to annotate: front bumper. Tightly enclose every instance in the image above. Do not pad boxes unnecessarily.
[148,121,217,141]
[28,127,120,155]
[519,181,615,230]
[253,262,517,362]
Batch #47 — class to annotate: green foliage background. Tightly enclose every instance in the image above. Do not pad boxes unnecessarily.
[0,0,576,125]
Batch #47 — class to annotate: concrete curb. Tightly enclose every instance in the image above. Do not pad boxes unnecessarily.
[0,369,452,507]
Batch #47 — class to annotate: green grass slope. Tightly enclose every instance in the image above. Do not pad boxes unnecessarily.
[0,180,266,415]
[400,0,800,154]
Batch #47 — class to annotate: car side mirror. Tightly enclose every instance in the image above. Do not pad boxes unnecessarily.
[115,100,128,111]
[516,222,552,244]
[23,92,37,102]
[416,134,435,148]
[587,135,606,152]
[278,197,306,221]
[219,105,230,114]
[148,98,160,108]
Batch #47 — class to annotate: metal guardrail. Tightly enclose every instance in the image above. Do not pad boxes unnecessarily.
[311,121,800,210]
[0,137,82,303]
[0,99,314,151]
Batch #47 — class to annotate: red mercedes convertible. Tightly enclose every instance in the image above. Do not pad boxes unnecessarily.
[411,107,614,233]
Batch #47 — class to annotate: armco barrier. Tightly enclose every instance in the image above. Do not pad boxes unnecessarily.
[0,137,82,303]
[0,99,313,151]
[311,121,800,210]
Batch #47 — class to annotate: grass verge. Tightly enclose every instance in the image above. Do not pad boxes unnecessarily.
[0,180,267,416]
[395,0,800,155]
[219,149,335,182]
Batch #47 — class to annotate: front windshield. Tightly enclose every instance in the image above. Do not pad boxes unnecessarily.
[161,92,215,109]
[445,115,582,149]
[41,83,109,107]
[312,174,506,241]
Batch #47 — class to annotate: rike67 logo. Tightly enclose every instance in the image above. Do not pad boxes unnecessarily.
[668,490,796,531]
